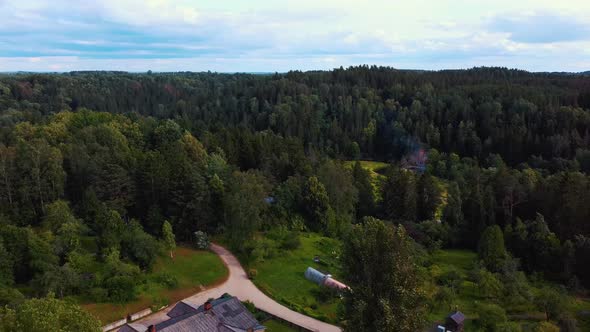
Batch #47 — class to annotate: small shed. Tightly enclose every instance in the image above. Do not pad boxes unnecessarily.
[445,311,465,332]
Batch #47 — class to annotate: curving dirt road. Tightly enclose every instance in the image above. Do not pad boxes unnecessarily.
[135,243,342,332]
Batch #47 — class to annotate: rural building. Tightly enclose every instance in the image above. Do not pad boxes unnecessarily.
[118,294,265,332]
[444,311,465,332]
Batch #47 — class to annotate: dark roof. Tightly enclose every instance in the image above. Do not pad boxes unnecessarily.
[119,295,264,332]
[447,311,465,325]
[166,301,200,318]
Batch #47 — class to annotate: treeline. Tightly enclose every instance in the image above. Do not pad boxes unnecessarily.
[2,67,590,167]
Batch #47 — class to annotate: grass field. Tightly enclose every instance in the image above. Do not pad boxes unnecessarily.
[250,233,342,323]
[263,319,300,332]
[82,247,228,324]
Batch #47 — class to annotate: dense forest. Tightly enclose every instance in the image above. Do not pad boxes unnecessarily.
[0,67,590,331]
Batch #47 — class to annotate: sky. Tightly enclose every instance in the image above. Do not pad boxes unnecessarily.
[1,0,589,72]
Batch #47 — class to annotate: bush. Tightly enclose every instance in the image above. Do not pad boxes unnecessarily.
[193,231,210,249]
[248,237,278,263]
[434,286,454,308]
[476,302,507,331]
[282,234,301,250]
[104,276,136,302]
[150,296,169,312]
[496,322,522,332]
[437,269,462,289]
[267,226,301,250]
[153,272,179,289]
[242,300,267,321]
[88,287,108,302]
[248,268,258,279]
[535,321,560,332]
[0,287,25,307]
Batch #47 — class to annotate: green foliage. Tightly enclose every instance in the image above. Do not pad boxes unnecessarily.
[104,275,136,303]
[534,286,567,321]
[342,217,425,331]
[382,167,417,221]
[0,296,101,332]
[42,200,78,233]
[317,160,358,222]
[161,220,175,256]
[535,321,560,332]
[34,264,81,298]
[193,230,210,249]
[224,171,268,252]
[496,322,523,332]
[152,272,179,289]
[121,220,159,269]
[477,269,503,300]
[0,286,24,307]
[267,226,301,250]
[478,225,507,272]
[351,161,376,217]
[302,176,331,231]
[475,302,508,331]
[0,241,13,286]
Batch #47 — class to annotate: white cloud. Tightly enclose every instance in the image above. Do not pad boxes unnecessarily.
[1,0,590,71]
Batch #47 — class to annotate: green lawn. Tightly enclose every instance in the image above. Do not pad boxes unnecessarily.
[263,319,300,332]
[250,233,342,323]
[432,249,477,275]
[82,247,228,324]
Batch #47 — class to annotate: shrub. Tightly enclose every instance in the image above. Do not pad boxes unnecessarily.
[150,296,169,312]
[282,233,301,250]
[153,272,179,289]
[193,231,210,249]
[476,302,507,331]
[0,287,25,307]
[88,287,108,303]
[434,286,454,308]
[535,321,560,332]
[497,322,523,332]
[248,268,258,279]
[242,300,266,321]
[104,276,136,302]
[437,269,462,290]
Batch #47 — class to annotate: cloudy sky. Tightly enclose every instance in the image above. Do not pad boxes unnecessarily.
[1,0,589,72]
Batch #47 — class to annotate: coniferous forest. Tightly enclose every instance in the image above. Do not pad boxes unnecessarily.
[1,67,590,331]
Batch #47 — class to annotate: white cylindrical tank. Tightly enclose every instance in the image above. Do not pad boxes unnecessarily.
[304,267,327,285]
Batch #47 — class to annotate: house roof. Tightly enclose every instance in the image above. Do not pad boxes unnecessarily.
[447,311,465,325]
[119,295,264,332]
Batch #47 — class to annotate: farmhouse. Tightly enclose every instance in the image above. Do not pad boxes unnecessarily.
[119,295,265,332]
